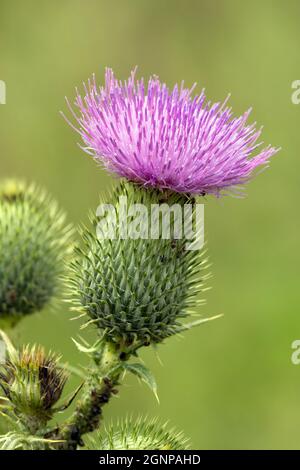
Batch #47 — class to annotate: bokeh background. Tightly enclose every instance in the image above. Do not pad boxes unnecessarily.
[0,0,299,449]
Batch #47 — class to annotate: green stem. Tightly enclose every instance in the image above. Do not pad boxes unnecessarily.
[48,341,127,450]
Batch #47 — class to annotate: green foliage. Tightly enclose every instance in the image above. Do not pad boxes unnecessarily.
[85,416,189,450]
[0,180,73,327]
[70,181,209,345]
[123,362,159,402]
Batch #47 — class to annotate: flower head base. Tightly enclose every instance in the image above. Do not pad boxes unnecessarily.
[0,337,68,430]
[70,181,209,346]
[0,180,73,328]
[65,68,279,196]
[86,417,189,450]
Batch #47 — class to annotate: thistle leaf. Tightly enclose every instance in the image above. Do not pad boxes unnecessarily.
[179,313,224,331]
[124,363,159,403]
[71,337,102,355]
[58,362,86,380]
[54,382,84,413]
[0,329,16,359]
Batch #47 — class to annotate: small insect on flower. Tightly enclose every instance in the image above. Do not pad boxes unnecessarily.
[0,335,68,431]
[0,180,73,328]
[64,67,279,196]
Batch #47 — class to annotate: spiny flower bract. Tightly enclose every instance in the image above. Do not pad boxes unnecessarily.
[0,342,68,428]
[70,181,209,345]
[65,67,279,196]
[85,416,189,450]
[0,180,73,327]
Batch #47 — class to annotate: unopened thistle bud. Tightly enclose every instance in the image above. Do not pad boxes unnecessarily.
[70,181,209,346]
[86,417,189,450]
[0,180,72,328]
[0,340,68,431]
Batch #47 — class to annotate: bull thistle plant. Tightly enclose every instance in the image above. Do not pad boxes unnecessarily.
[0,69,278,451]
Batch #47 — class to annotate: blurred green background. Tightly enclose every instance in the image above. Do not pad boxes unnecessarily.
[0,0,299,449]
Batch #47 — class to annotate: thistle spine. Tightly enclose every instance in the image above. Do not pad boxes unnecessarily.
[70,180,209,346]
[0,180,73,328]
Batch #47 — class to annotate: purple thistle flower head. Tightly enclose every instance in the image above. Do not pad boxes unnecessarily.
[64,68,279,196]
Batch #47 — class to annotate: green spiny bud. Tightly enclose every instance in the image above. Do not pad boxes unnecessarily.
[86,417,189,450]
[0,179,73,328]
[0,339,68,431]
[71,181,209,346]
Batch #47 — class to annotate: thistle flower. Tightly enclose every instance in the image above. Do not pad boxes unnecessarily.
[86,417,189,450]
[0,336,68,431]
[65,68,278,196]
[0,180,72,328]
[70,181,210,346]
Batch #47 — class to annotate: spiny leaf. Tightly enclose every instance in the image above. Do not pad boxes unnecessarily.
[71,337,102,354]
[124,363,159,403]
[58,362,86,380]
[179,313,224,331]
[0,329,16,359]
[55,382,84,412]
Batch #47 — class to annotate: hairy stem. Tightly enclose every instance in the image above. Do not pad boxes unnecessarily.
[48,341,127,450]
